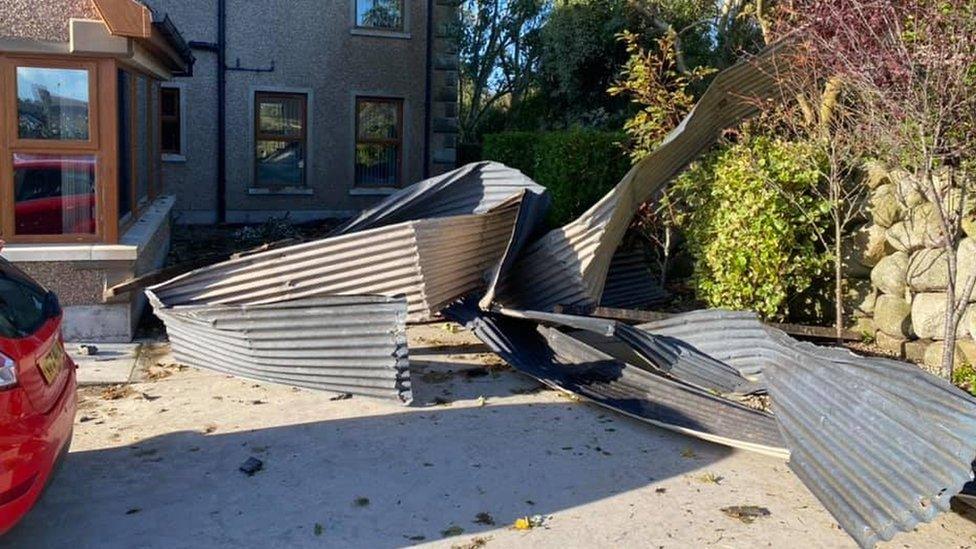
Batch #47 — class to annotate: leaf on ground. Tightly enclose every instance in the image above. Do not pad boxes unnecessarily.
[721,505,771,524]
[353,497,370,507]
[441,525,464,537]
[473,512,495,525]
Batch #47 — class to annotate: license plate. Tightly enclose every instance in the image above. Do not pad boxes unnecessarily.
[38,341,65,384]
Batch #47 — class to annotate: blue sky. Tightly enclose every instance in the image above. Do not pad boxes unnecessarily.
[16,67,89,102]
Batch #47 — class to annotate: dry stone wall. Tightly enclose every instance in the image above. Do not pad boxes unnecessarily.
[847,163,976,370]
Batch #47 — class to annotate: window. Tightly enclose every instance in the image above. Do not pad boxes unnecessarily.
[355,97,402,187]
[160,86,182,156]
[13,153,97,237]
[356,0,403,30]
[254,92,307,188]
[16,66,90,141]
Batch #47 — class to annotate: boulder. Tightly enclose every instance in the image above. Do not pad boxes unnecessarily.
[907,239,976,294]
[890,169,926,208]
[964,213,975,238]
[863,161,891,189]
[844,224,891,271]
[923,341,968,372]
[904,338,931,363]
[851,317,876,336]
[874,294,915,338]
[971,308,976,340]
[870,251,909,296]
[875,330,907,357]
[869,184,903,228]
[886,203,946,252]
[911,293,975,340]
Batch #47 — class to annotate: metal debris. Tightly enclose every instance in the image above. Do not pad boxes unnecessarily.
[598,248,669,309]
[492,41,791,313]
[148,294,412,402]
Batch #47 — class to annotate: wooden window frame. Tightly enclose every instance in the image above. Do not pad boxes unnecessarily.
[253,91,308,188]
[0,55,113,244]
[354,0,406,32]
[354,96,403,188]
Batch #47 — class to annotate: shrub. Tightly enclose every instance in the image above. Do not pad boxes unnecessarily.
[673,136,830,320]
[483,130,630,225]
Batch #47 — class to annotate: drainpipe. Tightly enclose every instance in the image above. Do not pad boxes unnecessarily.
[216,0,227,223]
[422,0,433,179]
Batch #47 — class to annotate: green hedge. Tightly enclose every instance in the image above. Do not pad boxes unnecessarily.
[483,130,630,226]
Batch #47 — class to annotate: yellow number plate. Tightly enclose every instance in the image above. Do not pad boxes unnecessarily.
[38,342,65,385]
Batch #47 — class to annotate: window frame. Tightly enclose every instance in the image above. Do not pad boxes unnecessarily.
[353,0,407,33]
[7,59,100,151]
[117,66,162,236]
[354,96,403,188]
[159,82,186,161]
[253,91,309,189]
[1,55,107,244]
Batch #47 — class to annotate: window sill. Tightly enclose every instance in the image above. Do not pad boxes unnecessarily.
[349,187,399,196]
[349,28,411,40]
[162,153,186,163]
[247,187,314,196]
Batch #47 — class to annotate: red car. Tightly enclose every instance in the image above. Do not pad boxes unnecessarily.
[0,258,76,535]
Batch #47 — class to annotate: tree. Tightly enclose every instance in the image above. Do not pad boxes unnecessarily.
[782,0,976,377]
[458,0,549,142]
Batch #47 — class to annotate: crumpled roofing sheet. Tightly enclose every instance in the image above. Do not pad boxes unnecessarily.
[148,193,532,323]
[148,294,411,402]
[537,307,976,548]
[598,248,670,309]
[492,41,791,312]
[334,161,548,234]
[444,300,787,456]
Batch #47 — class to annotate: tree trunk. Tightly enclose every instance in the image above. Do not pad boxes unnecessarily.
[941,250,958,380]
[834,220,844,342]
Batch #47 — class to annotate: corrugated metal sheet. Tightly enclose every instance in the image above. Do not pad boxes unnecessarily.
[630,309,976,548]
[148,194,530,323]
[493,42,791,312]
[334,161,549,234]
[445,300,787,456]
[147,294,411,402]
[598,248,669,309]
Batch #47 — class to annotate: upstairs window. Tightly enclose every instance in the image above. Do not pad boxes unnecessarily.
[16,66,90,141]
[356,0,403,31]
[254,92,307,188]
[355,97,402,187]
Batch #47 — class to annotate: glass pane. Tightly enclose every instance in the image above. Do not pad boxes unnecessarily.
[0,260,49,338]
[13,153,97,236]
[357,101,399,140]
[136,77,149,204]
[162,120,180,153]
[17,67,90,140]
[356,0,402,29]
[256,140,305,187]
[355,144,399,186]
[161,87,179,117]
[257,95,303,137]
[118,71,132,218]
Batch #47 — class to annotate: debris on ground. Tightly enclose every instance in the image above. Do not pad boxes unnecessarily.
[512,515,548,530]
[238,457,263,476]
[721,506,771,524]
[329,393,353,401]
[473,512,495,525]
[452,536,491,549]
[353,497,370,507]
[100,385,135,401]
[77,344,99,356]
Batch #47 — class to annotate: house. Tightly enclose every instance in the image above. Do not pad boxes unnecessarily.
[0,0,459,341]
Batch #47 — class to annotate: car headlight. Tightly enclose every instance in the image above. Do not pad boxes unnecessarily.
[0,352,16,389]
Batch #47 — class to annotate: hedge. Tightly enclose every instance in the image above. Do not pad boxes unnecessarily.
[483,130,630,226]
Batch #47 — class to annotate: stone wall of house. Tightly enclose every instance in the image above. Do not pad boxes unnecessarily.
[846,163,976,370]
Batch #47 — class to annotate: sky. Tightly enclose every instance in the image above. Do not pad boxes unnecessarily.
[16,67,89,103]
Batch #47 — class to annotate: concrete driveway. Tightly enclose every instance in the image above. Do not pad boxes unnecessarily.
[3,326,975,549]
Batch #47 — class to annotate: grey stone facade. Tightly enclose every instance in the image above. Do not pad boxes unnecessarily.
[145,0,459,224]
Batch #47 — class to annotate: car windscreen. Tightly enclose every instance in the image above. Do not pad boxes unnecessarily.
[0,260,53,339]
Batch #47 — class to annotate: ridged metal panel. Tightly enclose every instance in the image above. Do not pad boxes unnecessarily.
[598,248,670,309]
[633,309,976,548]
[148,295,411,402]
[334,161,548,234]
[494,42,791,312]
[445,301,787,456]
[148,195,527,323]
